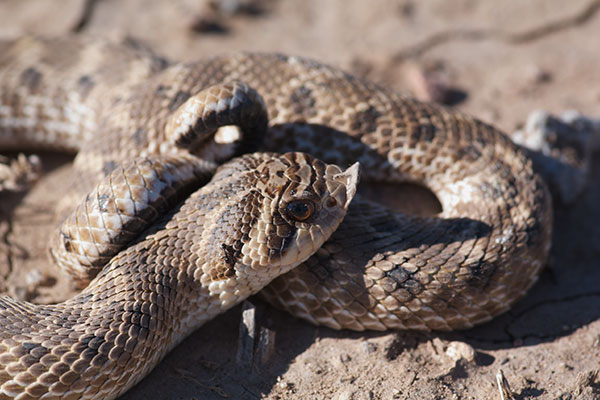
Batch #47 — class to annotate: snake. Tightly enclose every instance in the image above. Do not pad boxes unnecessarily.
[0,36,552,399]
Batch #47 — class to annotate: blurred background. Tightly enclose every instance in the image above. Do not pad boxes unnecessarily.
[1,0,599,132]
[0,1,599,399]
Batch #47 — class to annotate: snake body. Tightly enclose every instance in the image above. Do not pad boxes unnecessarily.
[0,36,552,399]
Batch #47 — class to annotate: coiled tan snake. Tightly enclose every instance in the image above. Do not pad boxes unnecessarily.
[0,36,552,399]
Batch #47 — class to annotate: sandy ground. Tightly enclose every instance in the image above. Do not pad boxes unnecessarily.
[1,1,600,399]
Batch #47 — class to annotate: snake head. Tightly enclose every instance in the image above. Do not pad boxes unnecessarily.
[258,152,360,272]
[205,152,359,296]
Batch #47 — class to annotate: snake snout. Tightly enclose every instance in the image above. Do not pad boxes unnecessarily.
[332,161,360,210]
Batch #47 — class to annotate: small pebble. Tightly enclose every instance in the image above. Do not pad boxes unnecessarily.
[335,389,353,400]
[445,341,476,363]
[276,376,289,390]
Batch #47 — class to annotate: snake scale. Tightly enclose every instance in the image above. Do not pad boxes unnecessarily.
[0,36,552,399]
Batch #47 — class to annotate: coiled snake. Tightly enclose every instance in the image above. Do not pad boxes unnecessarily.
[0,36,552,399]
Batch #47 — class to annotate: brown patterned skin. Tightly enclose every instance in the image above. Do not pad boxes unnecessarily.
[49,154,218,287]
[0,150,359,399]
[0,36,552,398]
[48,79,269,287]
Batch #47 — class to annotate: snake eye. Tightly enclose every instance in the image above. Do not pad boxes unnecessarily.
[285,200,314,222]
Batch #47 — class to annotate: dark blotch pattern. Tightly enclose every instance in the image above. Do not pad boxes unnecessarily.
[132,127,147,147]
[20,67,42,91]
[457,144,482,162]
[466,261,496,289]
[221,243,238,268]
[290,86,316,116]
[168,91,191,112]
[351,106,380,133]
